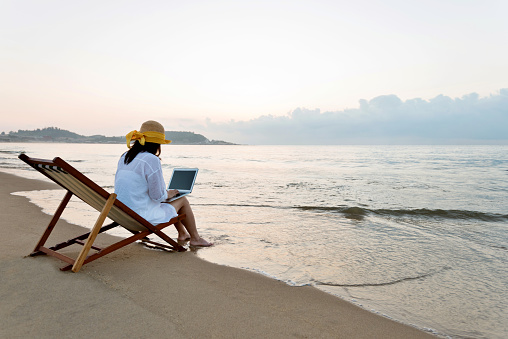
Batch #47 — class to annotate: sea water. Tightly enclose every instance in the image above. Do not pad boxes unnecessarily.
[1,143,507,339]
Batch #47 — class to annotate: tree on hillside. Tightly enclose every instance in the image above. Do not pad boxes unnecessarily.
[10,127,82,139]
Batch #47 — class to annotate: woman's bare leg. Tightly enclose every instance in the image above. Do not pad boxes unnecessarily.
[174,221,190,241]
[169,197,212,247]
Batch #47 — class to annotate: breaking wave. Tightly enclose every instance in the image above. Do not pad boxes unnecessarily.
[295,205,508,222]
[199,202,508,222]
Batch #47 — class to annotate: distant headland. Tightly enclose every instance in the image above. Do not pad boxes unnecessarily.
[0,127,236,145]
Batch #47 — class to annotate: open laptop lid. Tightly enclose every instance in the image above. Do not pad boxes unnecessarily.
[167,168,198,194]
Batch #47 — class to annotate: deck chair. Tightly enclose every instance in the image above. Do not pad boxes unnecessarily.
[18,154,186,273]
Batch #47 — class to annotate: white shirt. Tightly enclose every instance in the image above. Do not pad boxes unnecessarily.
[114,152,177,225]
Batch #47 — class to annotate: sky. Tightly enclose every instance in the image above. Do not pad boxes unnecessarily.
[1,0,507,144]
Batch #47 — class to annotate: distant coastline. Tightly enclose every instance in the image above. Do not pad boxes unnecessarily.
[0,127,236,145]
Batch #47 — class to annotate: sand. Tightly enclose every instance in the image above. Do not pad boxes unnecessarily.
[0,171,435,338]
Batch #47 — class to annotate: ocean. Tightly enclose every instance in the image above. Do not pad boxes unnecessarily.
[1,143,507,339]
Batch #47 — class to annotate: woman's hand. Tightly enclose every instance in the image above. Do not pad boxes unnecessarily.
[167,189,180,199]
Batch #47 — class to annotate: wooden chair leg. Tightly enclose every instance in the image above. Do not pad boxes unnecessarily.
[60,229,151,271]
[151,228,185,251]
[71,193,117,273]
[33,190,73,253]
[60,217,186,271]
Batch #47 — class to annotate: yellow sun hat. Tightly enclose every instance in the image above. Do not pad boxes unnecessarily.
[126,120,172,148]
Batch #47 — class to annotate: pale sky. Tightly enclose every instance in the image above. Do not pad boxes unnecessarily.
[1,0,507,143]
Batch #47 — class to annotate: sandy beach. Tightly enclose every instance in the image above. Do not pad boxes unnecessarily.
[0,171,435,338]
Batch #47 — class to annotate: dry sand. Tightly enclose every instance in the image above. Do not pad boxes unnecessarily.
[0,171,435,338]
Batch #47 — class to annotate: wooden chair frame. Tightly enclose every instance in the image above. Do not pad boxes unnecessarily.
[19,154,186,272]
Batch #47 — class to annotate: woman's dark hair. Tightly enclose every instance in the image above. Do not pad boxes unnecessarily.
[124,141,161,165]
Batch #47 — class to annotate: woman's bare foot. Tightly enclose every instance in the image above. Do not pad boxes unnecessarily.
[178,235,191,242]
[189,237,213,247]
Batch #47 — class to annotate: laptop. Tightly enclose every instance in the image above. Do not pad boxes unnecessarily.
[165,168,198,202]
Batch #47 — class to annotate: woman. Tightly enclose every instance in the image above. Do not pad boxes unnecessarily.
[114,120,212,247]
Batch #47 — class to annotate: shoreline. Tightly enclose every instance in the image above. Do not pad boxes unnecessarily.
[0,171,436,338]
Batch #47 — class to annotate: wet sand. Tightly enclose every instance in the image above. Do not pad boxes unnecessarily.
[0,171,435,338]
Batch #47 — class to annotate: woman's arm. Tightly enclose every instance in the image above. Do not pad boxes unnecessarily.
[145,159,170,202]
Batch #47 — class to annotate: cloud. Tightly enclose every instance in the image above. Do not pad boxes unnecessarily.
[203,89,508,144]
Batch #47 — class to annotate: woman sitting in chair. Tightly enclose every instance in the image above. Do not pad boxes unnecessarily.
[114,120,212,247]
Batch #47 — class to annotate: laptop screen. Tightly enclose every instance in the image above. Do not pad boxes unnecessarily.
[168,169,198,191]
